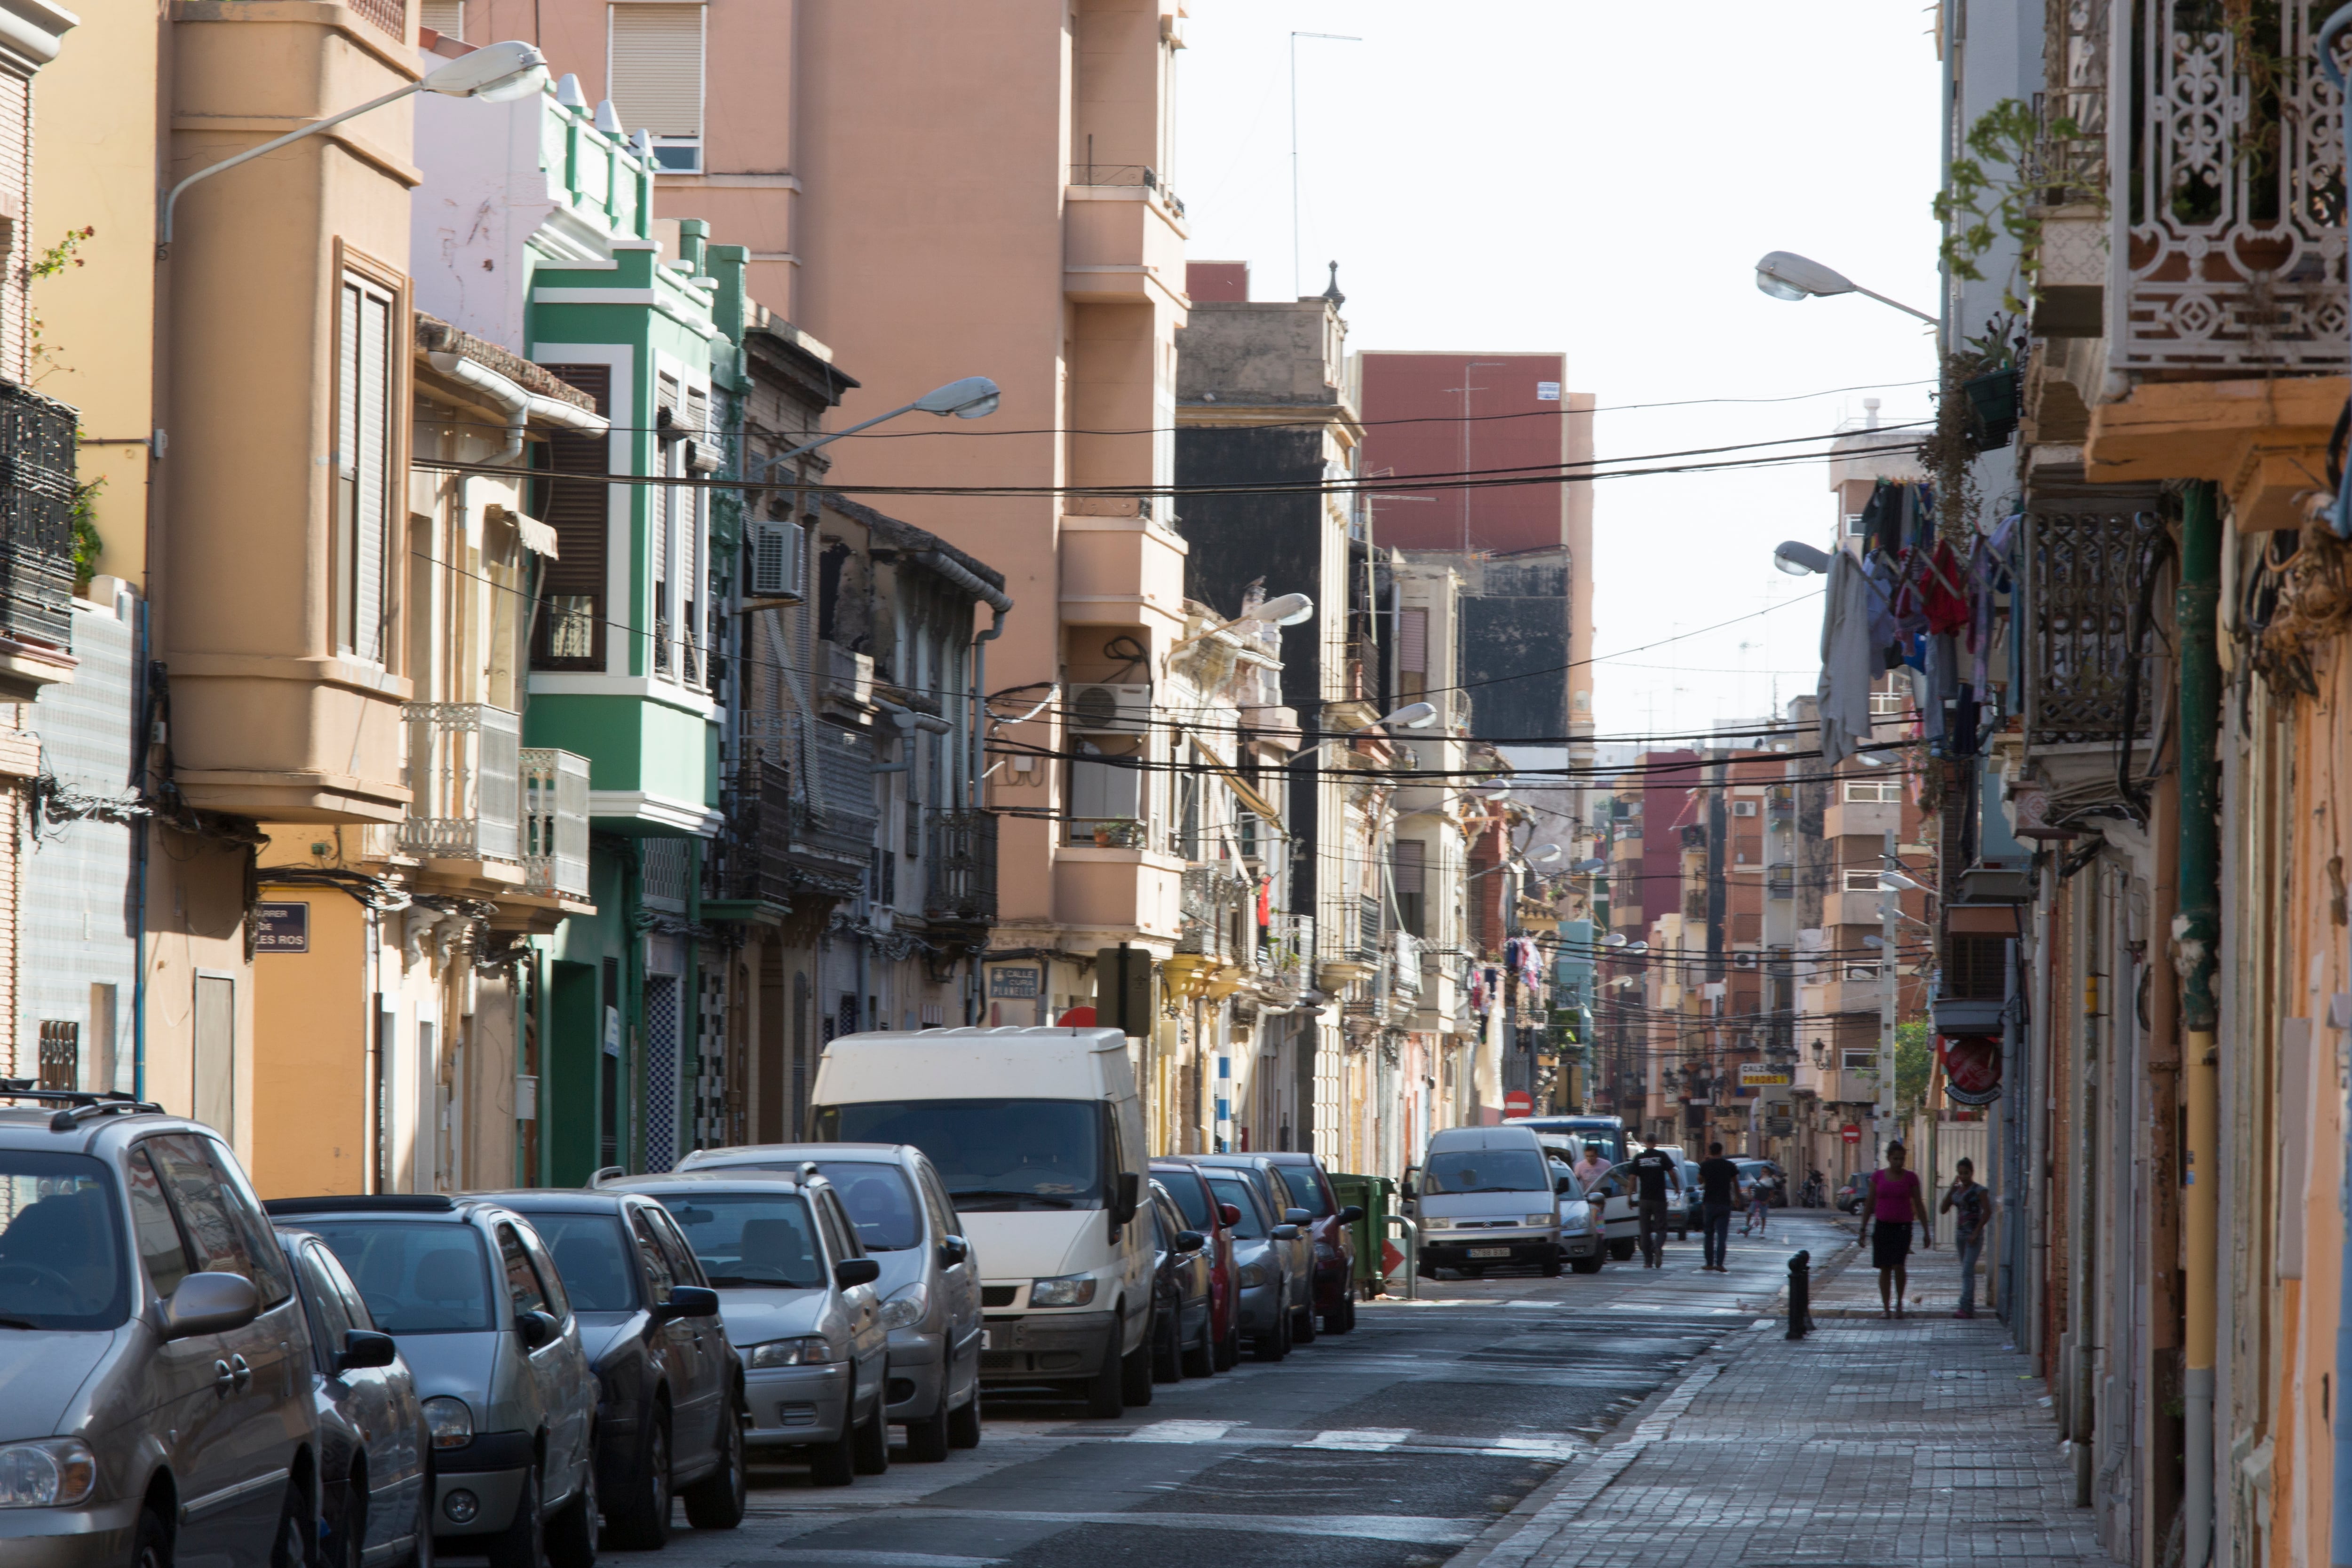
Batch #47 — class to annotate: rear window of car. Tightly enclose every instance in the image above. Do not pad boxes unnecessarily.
[528,1212,639,1312]
[815,1162,922,1252]
[1154,1169,1211,1230]
[1273,1164,1332,1218]
[658,1191,827,1289]
[310,1221,494,1333]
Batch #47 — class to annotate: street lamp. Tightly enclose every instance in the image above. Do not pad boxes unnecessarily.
[1571,857,1608,874]
[160,40,551,254]
[754,375,1004,481]
[1877,870,1927,894]
[1772,539,1833,576]
[1753,251,1936,324]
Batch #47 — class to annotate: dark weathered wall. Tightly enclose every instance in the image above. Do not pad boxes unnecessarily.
[1174,425,1328,717]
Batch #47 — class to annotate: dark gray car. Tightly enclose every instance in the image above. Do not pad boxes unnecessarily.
[0,1088,323,1568]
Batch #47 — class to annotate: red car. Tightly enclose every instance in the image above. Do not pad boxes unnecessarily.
[1152,1160,1244,1370]
[1240,1152,1363,1335]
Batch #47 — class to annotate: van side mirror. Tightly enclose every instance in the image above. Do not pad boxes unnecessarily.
[1114,1171,1141,1225]
[938,1234,969,1267]
[162,1271,260,1339]
[516,1309,559,1351]
[335,1329,398,1373]
[1337,1204,1364,1225]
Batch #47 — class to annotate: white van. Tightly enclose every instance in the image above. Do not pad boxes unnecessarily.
[809,1026,1157,1418]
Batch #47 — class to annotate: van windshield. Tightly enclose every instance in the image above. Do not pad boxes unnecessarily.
[1422,1148,1550,1195]
[815,1099,1106,1212]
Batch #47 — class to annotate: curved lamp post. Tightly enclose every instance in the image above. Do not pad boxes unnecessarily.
[1754,251,1935,324]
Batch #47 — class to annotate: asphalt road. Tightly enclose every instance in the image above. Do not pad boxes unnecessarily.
[598,1209,1847,1568]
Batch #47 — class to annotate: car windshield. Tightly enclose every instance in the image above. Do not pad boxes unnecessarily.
[1205,1176,1268,1239]
[815,1099,1105,1211]
[813,1164,922,1251]
[0,1153,127,1330]
[526,1213,639,1312]
[1273,1164,1332,1218]
[658,1192,826,1289]
[310,1221,494,1333]
[1422,1148,1549,1195]
[1155,1170,1211,1230]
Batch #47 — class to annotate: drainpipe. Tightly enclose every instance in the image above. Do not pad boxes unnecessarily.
[918,549,1012,811]
[2177,480,2221,1568]
[427,351,610,463]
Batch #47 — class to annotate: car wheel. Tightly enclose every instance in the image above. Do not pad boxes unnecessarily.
[604,1407,671,1550]
[947,1387,983,1450]
[132,1504,172,1568]
[1541,1257,1564,1278]
[269,1473,312,1568]
[485,1462,543,1568]
[1342,1296,1358,1332]
[1181,1310,1216,1378]
[1571,1254,1605,1275]
[1084,1323,1126,1418]
[1120,1316,1155,1407]
[1215,1314,1240,1370]
[851,1394,890,1476]
[1610,1239,1637,1261]
[1414,1260,1438,1280]
[808,1420,857,1488]
[1152,1304,1182,1383]
[681,1401,747,1527]
[545,1457,597,1567]
[322,1473,365,1568]
[1292,1297,1317,1344]
[903,1390,953,1464]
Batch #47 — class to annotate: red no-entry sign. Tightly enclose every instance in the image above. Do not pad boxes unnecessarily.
[1841,1123,1862,1144]
[1504,1091,1533,1114]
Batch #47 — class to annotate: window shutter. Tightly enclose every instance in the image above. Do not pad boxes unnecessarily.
[336,283,360,654]
[1398,608,1427,674]
[532,364,612,670]
[1390,837,1425,894]
[421,0,463,36]
[355,286,390,663]
[608,3,705,138]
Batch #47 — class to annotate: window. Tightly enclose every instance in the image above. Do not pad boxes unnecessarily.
[127,1147,191,1298]
[1843,778,1904,804]
[1845,963,1883,981]
[609,3,706,172]
[1391,838,1427,937]
[660,1191,826,1287]
[628,1210,677,1304]
[420,0,463,36]
[529,1214,637,1311]
[1397,607,1428,698]
[647,1207,707,1287]
[1844,513,1867,536]
[815,1162,922,1251]
[310,1221,492,1333]
[1868,686,1910,716]
[1841,869,1883,892]
[336,272,396,664]
[295,1243,357,1363]
[514,1220,572,1319]
[1842,1049,1879,1073]
[144,1133,292,1306]
[534,364,612,670]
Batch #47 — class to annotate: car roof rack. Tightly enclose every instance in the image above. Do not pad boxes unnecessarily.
[0,1078,167,1132]
[262,1195,459,1216]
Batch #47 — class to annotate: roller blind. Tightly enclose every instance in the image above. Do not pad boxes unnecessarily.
[609,4,705,138]
[421,0,463,37]
[338,273,394,664]
[1397,607,1428,674]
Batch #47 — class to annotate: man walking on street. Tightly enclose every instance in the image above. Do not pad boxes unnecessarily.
[1860,1140,1933,1318]
[1940,1156,1990,1318]
[1573,1143,1612,1195]
[1629,1132,1682,1268]
[1696,1141,1739,1272]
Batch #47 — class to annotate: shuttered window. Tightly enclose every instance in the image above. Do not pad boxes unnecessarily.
[1391,838,1427,937]
[609,4,704,168]
[336,274,396,664]
[1397,608,1427,673]
[421,0,463,36]
[532,364,612,671]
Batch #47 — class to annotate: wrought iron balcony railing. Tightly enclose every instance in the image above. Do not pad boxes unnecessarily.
[2022,487,2164,748]
[519,747,591,900]
[1261,911,1312,984]
[706,756,791,908]
[925,809,998,925]
[400,703,521,862]
[0,380,78,651]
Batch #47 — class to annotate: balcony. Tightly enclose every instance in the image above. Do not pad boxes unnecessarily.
[1176,865,1255,961]
[401,703,522,867]
[0,381,78,693]
[703,757,792,916]
[1388,929,1423,997]
[1766,863,1796,900]
[1065,163,1189,305]
[924,809,999,930]
[519,748,591,902]
[1260,912,1313,989]
[1822,798,1900,842]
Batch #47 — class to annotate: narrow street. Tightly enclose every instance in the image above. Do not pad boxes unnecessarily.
[620,1214,1843,1568]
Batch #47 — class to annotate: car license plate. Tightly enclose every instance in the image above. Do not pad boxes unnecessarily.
[1467,1246,1511,1259]
[980,1330,992,1349]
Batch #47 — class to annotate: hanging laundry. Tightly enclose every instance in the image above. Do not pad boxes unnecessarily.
[1918,540,1971,635]
[1817,547,1877,768]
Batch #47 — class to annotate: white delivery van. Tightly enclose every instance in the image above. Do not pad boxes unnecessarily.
[809,1026,1157,1418]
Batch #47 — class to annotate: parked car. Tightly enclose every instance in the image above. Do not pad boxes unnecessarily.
[1151,1159,1242,1369]
[1196,1168,1303,1360]
[673,1140,985,1459]
[475,1188,746,1544]
[600,1170,891,1486]
[1144,1180,1214,1380]
[1543,1152,1606,1274]
[1836,1172,1870,1214]
[1258,1152,1363,1334]
[1191,1154,1317,1342]
[1406,1125,1564,1278]
[810,1026,1155,1419]
[267,1194,598,1567]
[277,1226,431,1568]
[0,1089,324,1568]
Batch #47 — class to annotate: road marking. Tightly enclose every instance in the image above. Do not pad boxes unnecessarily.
[767,1554,1004,1567]
[1481,1436,1587,1460]
[1605,1303,1665,1311]
[818,1506,1481,1546]
[1305,1427,1414,1451]
[1126,1420,1236,1443]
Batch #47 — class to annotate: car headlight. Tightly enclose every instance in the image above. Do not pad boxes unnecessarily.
[1029,1274,1098,1308]
[421,1397,473,1451]
[881,1282,929,1330]
[1237,1261,1270,1288]
[1525,1214,1554,1228]
[1560,1207,1591,1235]
[748,1336,836,1369]
[0,1439,96,1510]
[1421,1217,1454,1231]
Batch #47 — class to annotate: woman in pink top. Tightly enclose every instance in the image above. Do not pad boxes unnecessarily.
[1860,1141,1933,1318]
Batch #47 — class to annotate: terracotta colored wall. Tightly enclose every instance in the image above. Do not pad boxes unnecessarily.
[1357,350,1571,555]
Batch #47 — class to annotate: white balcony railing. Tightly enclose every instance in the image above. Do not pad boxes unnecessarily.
[520,748,591,900]
[1389,929,1423,996]
[401,703,520,862]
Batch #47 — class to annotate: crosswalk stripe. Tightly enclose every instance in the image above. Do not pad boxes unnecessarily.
[1126,1420,1236,1443]
[1305,1427,1414,1450]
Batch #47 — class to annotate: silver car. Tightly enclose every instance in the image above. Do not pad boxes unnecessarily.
[1191,1155,1316,1344]
[267,1195,597,1567]
[674,1142,983,1459]
[0,1092,323,1568]
[1193,1168,1305,1361]
[600,1171,890,1486]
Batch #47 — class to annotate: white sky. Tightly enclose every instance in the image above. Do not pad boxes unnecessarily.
[1173,0,1945,743]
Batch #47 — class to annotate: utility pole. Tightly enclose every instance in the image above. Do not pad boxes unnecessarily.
[1877,826,1898,1170]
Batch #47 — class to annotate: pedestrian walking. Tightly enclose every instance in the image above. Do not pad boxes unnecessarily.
[1628,1132,1682,1268]
[1696,1140,1739,1272]
[1860,1140,1933,1318]
[1742,1170,1771,1237]
[1573,1144,1612,1195]
[1940,1156,1991,1318]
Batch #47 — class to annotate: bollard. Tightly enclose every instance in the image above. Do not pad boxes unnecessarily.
[1786,1249,1812,1339]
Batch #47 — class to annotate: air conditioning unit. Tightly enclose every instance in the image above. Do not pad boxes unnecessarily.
[747,521,804,602]
[1732,950,1758,969]
[1067,682,1152,736]
[1731,800,1759,818]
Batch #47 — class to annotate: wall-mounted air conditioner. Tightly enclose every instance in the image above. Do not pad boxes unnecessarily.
[1067,682,1152,736]
[1731,800,1759,817]
[747,521,804,603]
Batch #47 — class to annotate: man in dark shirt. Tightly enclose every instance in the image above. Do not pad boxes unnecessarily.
[1696,1141,1741,1272]
[1627,1134,1682,1268]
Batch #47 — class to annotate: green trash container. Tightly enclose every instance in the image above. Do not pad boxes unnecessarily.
[1329,1173,1396,1297]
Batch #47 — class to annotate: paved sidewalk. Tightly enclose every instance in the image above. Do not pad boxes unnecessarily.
[1451,1227,2120,1568]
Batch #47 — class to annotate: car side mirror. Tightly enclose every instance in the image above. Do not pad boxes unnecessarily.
[1337,1204,1365,1225]
[162,1271,260,1339]
[1283,1207,1312,1227]
[938,1234,969,1267]
[1115,1171,1141,1225]
[1217,1203,1241,1227]
[834,1257,882,1290]
[516,1309,559,1351]
[1175,1229,1205,1253]
[1400,1180,1417,1201]
[335,1329,398,1373]
[659,1285,719,1322]
[1270,1223,1300,1241]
